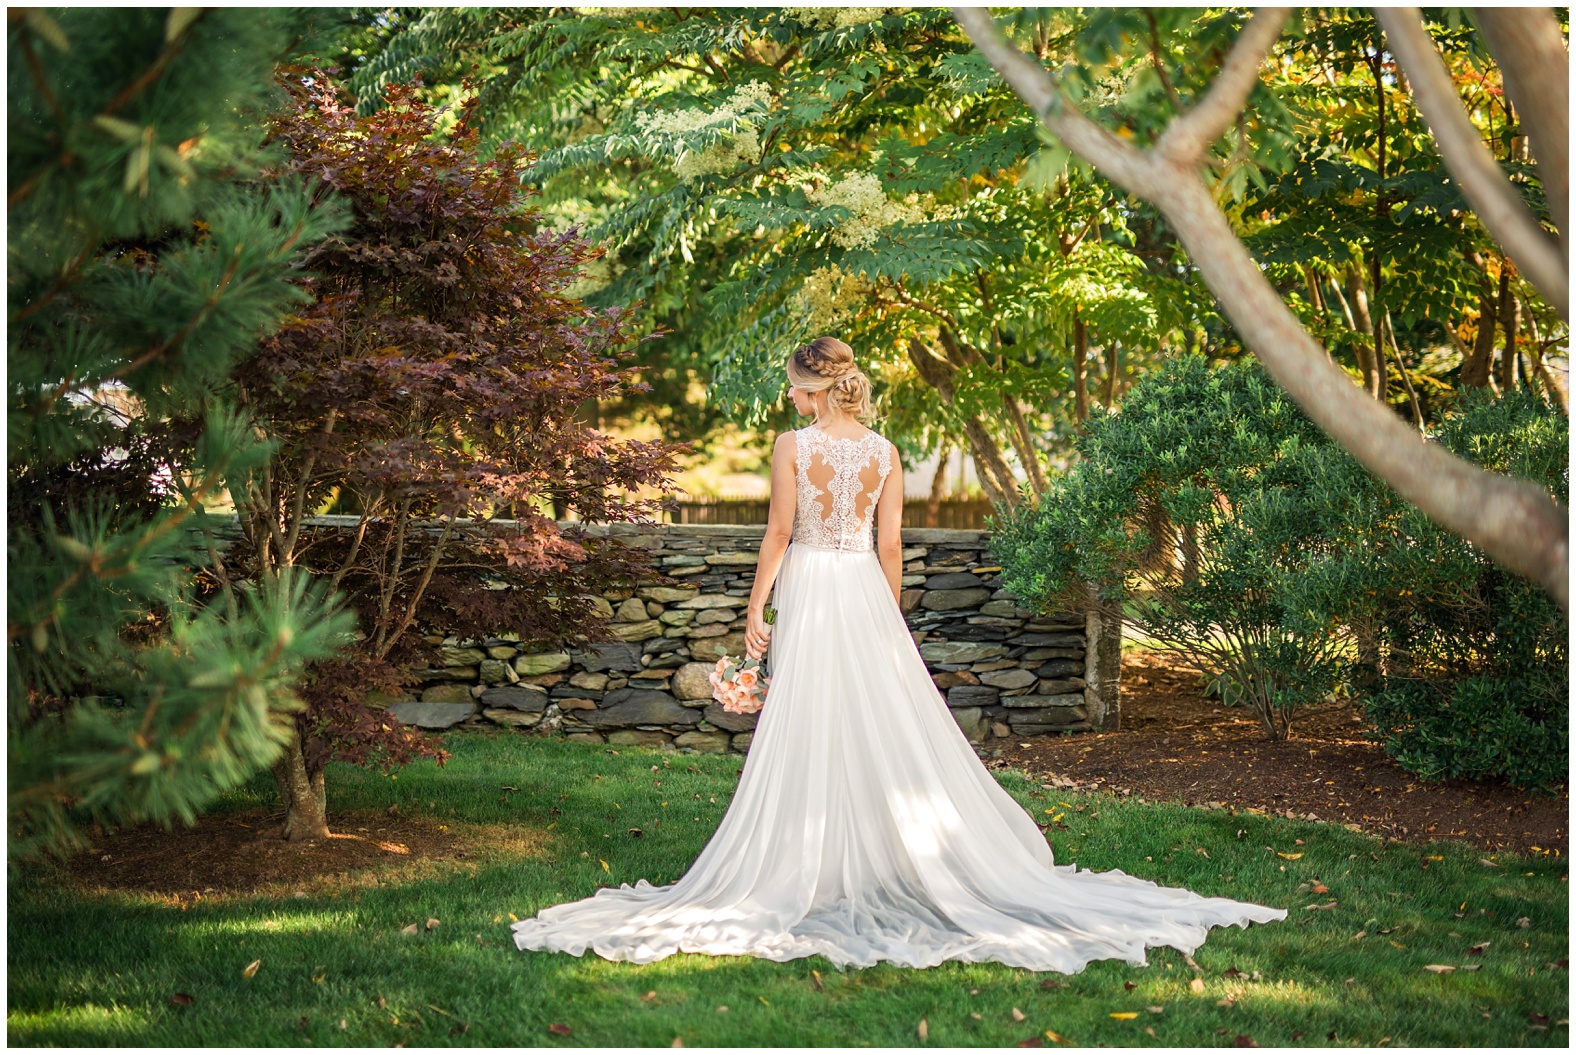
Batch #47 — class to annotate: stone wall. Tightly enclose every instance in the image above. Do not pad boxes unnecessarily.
[379,523,1118,754]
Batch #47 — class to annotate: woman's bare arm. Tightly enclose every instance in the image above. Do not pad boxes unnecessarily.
[745,432,798,659]
[875,441,904,606]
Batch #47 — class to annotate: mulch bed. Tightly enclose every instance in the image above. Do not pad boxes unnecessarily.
[993,651,1568,856]
[65,808,472,900]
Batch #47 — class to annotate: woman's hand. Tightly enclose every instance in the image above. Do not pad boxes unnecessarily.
[744,606,772,660]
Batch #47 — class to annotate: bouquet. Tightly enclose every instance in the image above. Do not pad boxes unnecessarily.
[710,605,775,714]
[710,654,769,714]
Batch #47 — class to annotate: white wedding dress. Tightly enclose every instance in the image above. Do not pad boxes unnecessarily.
[512,423,1287,971]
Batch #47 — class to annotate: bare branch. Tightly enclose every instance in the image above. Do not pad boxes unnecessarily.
[1376,8,1568,320]
[955,5,1571,610]
[1470,7,1569,259]
[1153,9,1289,164]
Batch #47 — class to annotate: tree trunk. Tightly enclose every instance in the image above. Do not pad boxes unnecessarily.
[1102,341,1120,407]
[1344,263,1383,399]
[1383,313,1425,427]
[1461,258,1500,389]
[905,338,1017,507]
[272,732,331,842]
[926,439,949,527]
[1498,271,1522,391]
[1180,521,1200,584]
[1471,8,1569,261]
[1301,264,1327,316]
[1072,311,1090,422]
[1523,313,1570,415]
[1001,394,1050,495]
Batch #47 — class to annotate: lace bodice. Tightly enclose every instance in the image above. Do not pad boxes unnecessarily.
[791,424,893,552]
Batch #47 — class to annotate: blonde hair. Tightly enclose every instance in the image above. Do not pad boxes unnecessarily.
[786,336,874,422]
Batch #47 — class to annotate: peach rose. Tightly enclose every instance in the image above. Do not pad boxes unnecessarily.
[736,669,758,690]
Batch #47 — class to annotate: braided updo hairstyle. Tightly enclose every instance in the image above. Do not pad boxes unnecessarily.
[786,336,874,422]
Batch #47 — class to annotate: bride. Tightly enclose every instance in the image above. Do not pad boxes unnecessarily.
[512,337,1287,972]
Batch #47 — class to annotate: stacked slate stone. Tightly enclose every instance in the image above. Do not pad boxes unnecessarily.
[899,536,1090,742]
[387,524,1093,752]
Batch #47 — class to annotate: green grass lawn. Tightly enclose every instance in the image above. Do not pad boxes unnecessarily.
[8,732,1568,1047]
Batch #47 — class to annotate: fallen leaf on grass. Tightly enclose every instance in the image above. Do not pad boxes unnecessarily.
[242,960,261,979]
[449,1024,469,1037]
[1044,1030,1070,1044]
[1190,978,1205,994]
[1304,901,1338,911]
[425,918,440,930]
[548,1023,572,1036]
[1234,1037,1260,1048]
[811,969,824,991]
[1039,980,1067,990]
[641,991,657,1002]
[1351,931,1367,941]
[1123,980,1136,990]
[1222,967,1243,978]
[1528,1013,1550,1026]
[671,1037,684,1047]
[1276,852,1303,860]
[1467,942,1490,955]
[1015,1037,1042,1047]
[1110,1012,1138,1020]
[599,860,610,873]
[1311,882,1329,895]
[169,993,194,1007]
[1147,1006,1164,1014]
[1423,964,1455,973]
[1196,848,1210,859]
[1216,997,1235,1008]
[917,1018,929,1042]
[758,996,769,1006]
[401,923,419,936]
[1012,1007,1026,1022]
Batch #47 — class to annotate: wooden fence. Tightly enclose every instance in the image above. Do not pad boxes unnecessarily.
[666,497,995,530]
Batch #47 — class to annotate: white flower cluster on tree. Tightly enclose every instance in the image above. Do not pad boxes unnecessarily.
[637,82,772,183]
[674,129,761,182]
[805,173,926,249]
[784,8,901,31]
[792,265,875,332]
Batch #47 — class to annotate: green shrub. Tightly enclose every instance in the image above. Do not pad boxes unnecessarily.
[993,356,1349,739]
[1319,390,1568,791]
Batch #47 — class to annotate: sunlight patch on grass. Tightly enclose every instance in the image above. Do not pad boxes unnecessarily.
[8,1001,151,1042]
